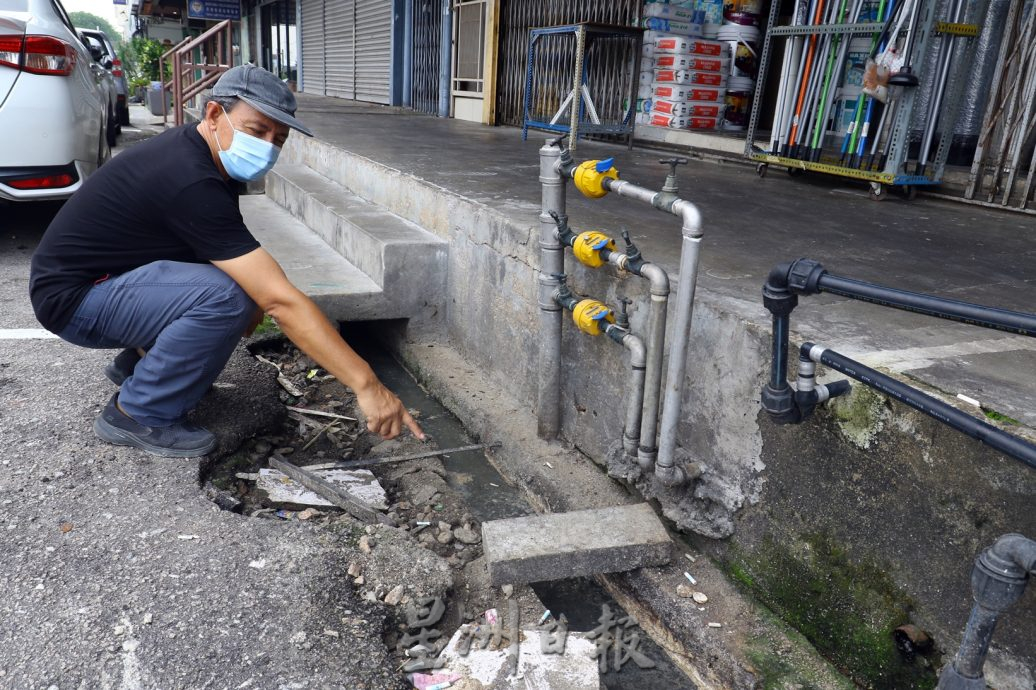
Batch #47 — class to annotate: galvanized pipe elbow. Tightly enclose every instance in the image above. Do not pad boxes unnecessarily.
[671,198,703,239]
[638,262,670,297]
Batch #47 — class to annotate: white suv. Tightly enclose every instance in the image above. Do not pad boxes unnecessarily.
[0,0,112,201]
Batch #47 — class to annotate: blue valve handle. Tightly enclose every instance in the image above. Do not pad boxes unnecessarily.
[591,237,610,250]
[595,158,615,173]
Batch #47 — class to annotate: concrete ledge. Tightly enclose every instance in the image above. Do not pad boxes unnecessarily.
[482,503,672,586]
[241,196,400,321]
[265,163,448,320]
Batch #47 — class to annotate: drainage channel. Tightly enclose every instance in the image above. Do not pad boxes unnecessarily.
[205,326,694,689]
[352,329,695,690]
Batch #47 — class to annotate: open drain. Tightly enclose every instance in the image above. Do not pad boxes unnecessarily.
[199,332,694,689]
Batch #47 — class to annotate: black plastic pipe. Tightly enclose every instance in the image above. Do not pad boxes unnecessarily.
[780,259,1036,337]
[804,343,1036,470]
[818,274,1036,336]
[937,534,1036,689]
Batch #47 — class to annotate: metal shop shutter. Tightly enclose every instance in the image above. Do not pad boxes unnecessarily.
[325,0,357,99]
[300,0,326,94]
[354,0,392,104]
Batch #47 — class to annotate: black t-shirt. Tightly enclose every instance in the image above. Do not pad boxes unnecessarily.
[29,124,260,332]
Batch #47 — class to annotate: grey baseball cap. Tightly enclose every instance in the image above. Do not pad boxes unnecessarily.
[212,64,313,137]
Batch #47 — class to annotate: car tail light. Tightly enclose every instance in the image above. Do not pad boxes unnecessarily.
[0,35,76,76]
[0,36,21,69]
[112,58,123,78]
[7,173,76,189]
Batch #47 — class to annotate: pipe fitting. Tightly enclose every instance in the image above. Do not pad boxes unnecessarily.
[938,534,1035,689]
[786,258,827,294]
[671,198,703,239]
[763,262,800,316]
[548,210,577,247]
[974,534,1034,611]
[763,343,851,425]
[654,463,686,488]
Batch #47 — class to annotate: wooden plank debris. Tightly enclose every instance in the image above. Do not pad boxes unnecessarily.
[268,453,379,523]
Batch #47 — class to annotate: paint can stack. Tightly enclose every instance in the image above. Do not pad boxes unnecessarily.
[637,1,705,126]
[638,1,734,131]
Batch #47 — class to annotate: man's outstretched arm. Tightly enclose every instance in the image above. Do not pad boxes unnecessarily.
[213,247,424,441]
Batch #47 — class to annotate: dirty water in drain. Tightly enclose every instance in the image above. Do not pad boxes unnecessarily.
[202,327,695,689]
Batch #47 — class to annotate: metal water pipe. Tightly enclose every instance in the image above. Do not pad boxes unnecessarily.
[553,152,705,485]
[937,534,1036,690]
[552,277,647,456]
[597,176,704,486]
[537,141,566,439]
[548,207,670,470]
[655,198,704,487]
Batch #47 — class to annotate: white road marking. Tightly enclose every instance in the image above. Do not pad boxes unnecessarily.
[0,329,58,339]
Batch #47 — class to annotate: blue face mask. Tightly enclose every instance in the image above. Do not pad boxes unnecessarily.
[215,108,280,182]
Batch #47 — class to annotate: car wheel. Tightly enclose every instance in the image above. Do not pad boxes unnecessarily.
[118,103,130,127]
[106,105,118,148]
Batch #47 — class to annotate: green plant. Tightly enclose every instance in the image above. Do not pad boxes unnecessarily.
[132,37,165,82]
[982,408,1020,425]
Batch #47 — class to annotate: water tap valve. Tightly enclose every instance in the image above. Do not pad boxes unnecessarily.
[572,299,615,336]
[615,297,632,329]
[573,158,619,199]
[572,230,616,268]
[660,157,687,189]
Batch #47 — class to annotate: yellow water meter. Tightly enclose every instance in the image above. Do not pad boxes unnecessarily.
[573,158,619,199]
[572,231,616,268]
[572,299,615,336]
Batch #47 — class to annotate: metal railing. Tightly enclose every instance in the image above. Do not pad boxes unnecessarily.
[159,20,234,127]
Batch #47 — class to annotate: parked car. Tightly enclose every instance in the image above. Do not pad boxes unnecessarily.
[78,27,128,127]
[77,27,119,147]
[0,0,113,202]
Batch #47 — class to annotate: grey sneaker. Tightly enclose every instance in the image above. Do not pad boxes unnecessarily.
[104,348,141,386]
[93,394,216,458]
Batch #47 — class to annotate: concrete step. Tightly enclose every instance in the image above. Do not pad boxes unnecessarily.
[481,503,672,586]
[265,163,447,318]
[240,195,409,322]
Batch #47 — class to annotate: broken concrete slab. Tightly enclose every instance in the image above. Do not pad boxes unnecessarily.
[436,628,599,689]
[257,467,388,510]
[482,504,671,586]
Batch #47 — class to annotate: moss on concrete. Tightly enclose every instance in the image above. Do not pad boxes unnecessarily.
[830,386,889,450]
[741,605,858,690]
[728,533,939,690]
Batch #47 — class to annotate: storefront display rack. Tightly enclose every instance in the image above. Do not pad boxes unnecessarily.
[743,0,985,199]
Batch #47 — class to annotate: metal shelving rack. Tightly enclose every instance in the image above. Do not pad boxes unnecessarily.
[521,23,644,151]
[743,0,986,199]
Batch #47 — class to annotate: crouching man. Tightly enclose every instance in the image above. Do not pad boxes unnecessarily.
[29,65,423,457]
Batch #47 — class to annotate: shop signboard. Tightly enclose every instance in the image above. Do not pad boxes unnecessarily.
[187,0,240,20]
